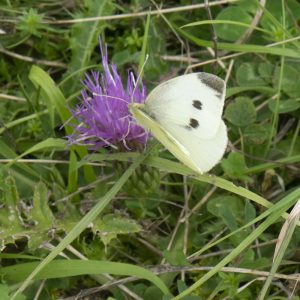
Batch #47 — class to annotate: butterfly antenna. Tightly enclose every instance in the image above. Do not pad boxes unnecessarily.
[92,93,128,104]
[131,54,149,103]
[204,0,218,73]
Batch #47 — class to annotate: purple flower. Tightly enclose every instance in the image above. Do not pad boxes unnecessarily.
[66,41,148,150]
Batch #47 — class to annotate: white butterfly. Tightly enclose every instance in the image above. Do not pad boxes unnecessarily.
[129,72,227,174]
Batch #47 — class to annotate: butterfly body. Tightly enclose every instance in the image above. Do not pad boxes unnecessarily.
[129,72,228,173]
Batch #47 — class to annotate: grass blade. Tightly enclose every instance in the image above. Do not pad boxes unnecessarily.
[10,143,158,300]
[174,25,300,58]
[173,200,294,299]
[65,0,115,93]
[182,20,272,35]
[2,260,170,295]
[28,65,96,182]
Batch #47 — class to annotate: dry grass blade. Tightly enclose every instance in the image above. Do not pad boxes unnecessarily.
[0,93,26,102]
[259,199,300,299]
[0,46,67,68]
[41,0,239,24]
[236,0,267,44]
[274,199,300,259]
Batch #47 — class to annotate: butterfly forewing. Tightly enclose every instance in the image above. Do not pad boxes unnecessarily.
[145,73,226,140]
[130,103,227,173]
[130,72,228,173]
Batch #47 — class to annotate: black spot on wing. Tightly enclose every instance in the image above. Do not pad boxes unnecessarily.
[193,100,202,110]
[189,118,199,129]
[197,73,224,95]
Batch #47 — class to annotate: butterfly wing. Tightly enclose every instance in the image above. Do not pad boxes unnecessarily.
[130,103,192,167]
[163,119,227,173]
[130,103,227,173]
[145,72,226,139]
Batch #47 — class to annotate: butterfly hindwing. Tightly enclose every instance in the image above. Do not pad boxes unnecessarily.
[130,104,200,172]
[166,119,227,173]
[130,104,227,173]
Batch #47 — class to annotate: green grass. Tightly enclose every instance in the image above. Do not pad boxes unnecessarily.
[1,1,300,299]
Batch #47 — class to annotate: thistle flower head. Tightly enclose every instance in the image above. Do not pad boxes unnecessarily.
[67,41,148,150]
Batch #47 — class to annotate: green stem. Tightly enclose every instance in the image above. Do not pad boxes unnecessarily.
[265,1,286,156]
[0,110,48,135]
[288,118,300,157]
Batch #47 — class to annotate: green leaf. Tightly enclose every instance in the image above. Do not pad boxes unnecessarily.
[22,137,66,156]
[163,249,190,266]
[236,63,266,86]
[27,182,55,249]
[17,8,46,37]
[28,65,96,182]
[226,86,274,98]
[221,153,251,181]
[29,66,72,133]
[174,190,299,299]
[0,284,10,300]
[5,138,66,170]
[112,49,137,66]
[66,0,115,92]
[1,260,170,295]
[183,20,270,36]
[176,280,201,299]
[244,200,256,223]
[215,6,252,41]
[268,99,300,114]
[85,153,300,212]
[0,110,47,135]
[260,0,300,31]
[93,214,141,246]
[145,19,168,80]
[29,182,55,225]
[258,62,275,81]
[286,0,300,19]
[68,150,78,195]
[0,138,40,181]
[225,97,256,127]
[0,179,57,250]
[207,196,245,232]
[11,144,158,299]
[0,284,26,300]
[0,176,24,245]
[246,154,300,174]
[244,124,270,145]
[275,65,300,98]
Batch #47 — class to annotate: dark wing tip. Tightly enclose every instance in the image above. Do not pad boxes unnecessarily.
[197,73,225,95]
